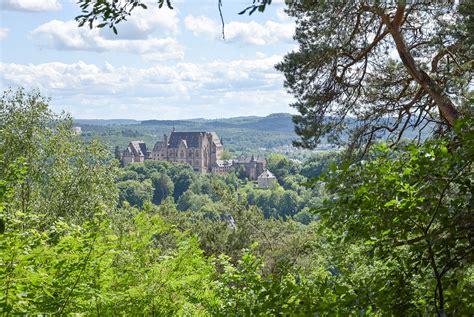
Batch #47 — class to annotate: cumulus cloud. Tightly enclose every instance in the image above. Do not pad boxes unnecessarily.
[0,56,284,92]
[184,15,294,45]
[31,20,184,61]
[225,21,294,45]
[0,28,9,40]
[0,56,293,119]
[1,0,61,12]
[99,6,179,39]
[184,15,218,38]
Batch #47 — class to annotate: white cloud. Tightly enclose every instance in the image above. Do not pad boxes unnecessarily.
[0,28,9,40]
[32,20,95,50]
[1,0,61,12]
[95,37,183,60]
[0,56,284,92]
[0,56,293,119]
[184,15,218,38]
[31,20,184,61]
[184,15,295,45]
[99,6,179,39]
[226,21,294,45]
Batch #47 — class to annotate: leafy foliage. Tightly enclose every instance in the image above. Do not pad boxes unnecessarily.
[75,0,272,35]
[76,0,172,34]
[0,88,118,226]
[315,124,474,315]
[276,2,472,149]
[1,205,217,314]
[2,85,472,315]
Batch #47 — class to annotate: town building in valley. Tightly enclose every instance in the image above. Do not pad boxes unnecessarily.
[210,155,266,180]
[234,155,266,180]
[211,159,235,173]
[257,170,277,189]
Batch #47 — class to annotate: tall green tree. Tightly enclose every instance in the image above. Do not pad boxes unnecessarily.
[0,88,118,225]
[276,2,472,149]
[173,169,195,201]
[0,89,218,315]
[316,128,474,315]
[117,179,153,208]
[114,145,122,161]
[267,153,299,182]
[151,172,174,204]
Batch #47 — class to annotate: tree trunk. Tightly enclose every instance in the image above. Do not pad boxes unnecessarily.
[384,5,460,127]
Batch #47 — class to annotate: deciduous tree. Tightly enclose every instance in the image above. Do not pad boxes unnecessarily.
[0,88,118,225]
[317,126,474,315]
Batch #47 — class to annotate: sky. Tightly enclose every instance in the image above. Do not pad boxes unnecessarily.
[0,0,298,120]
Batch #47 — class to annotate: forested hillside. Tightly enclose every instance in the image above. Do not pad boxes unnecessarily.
[76,113,426,159]
[75,113,310,158]
[2,86,472,315]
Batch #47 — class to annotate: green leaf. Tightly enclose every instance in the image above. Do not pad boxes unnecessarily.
[381,229,391,236]
[384,199,398,207]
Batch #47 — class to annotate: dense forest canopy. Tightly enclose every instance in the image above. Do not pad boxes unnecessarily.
[1,85,472,315]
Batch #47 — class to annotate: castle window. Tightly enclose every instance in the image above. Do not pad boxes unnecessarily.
[180,151,184,158]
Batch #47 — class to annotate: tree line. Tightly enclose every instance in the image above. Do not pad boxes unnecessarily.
[1,87,472,315]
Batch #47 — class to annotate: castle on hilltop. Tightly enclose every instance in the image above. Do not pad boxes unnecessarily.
[122,131,223,173]
[121,130,267,179]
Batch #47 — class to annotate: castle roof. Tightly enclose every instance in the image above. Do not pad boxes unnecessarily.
[209,132,222,146]
[258,170,276,179]
[153,141,166,151]
[128,141,147,156]
[237,155,266,164]
[168,132,206,148]
[179,139,188,148]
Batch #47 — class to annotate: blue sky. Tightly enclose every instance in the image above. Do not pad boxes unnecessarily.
[0,0,297,119]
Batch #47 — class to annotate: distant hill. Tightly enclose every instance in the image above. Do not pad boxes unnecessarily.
[74,114,295,130]
[73,113,430,160]
[141,113,295,132]
[75,113,299,157]
[74,119,140,126]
